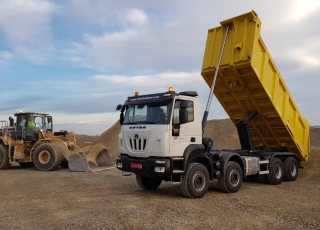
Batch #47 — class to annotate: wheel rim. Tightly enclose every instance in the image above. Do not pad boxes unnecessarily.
[290,162,297,176]
[229,169,240,187]
[192,171,205,191]
[274,164,282,179]
[39,151,50,164]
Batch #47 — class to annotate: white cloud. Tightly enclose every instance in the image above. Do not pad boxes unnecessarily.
[93,71,202,91]
[0,0,58,63]
[0,51,14,60]
[126,9,148,26]
[290,0,320,20]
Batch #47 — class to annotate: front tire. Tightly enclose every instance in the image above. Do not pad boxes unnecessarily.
[266,158,284,185]
[33,143,63,171]
[180,163,209,198]
[0,143,9,169]
[283,157,298,181]
[136,175,162,190]
[218,162,243,193]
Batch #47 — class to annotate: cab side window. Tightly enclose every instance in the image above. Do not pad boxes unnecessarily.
[17,115,26,131]
[172,100,194,124]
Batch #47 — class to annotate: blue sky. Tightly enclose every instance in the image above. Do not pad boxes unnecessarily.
[0,0,319,135]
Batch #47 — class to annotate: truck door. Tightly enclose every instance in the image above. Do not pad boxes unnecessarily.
[169,99,199,157]
[45,116,53,132]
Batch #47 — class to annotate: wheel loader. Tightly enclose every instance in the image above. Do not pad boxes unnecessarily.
[0,112,114,172]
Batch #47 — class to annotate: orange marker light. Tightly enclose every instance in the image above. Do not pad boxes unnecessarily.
[135,92,140,96]
[168,86,174,92]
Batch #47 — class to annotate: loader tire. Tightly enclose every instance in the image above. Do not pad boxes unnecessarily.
[33,143,64,171]
[180,163,209,198]
[0,143,9,169]
[283,157,298,181]
[218,161,243,193]
[136,175,162,190]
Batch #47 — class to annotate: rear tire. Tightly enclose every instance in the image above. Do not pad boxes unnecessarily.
[0,143,9,169]
[180,163,209,198]
[266,158,284,185]
[136,175,162,190]
[283,157,298,181]
[33,143,63,171]
[218,162,243,193]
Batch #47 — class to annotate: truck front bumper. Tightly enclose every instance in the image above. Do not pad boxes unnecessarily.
[116,154,172,177]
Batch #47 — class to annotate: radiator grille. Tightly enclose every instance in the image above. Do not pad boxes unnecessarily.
[128,137,147,151]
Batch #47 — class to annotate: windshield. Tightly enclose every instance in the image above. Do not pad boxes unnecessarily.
[123,100,172,125]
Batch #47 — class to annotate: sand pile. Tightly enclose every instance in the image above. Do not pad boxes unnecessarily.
[97,121,121,162]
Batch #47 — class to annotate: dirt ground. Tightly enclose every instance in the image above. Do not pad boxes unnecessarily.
[1,119,320,230]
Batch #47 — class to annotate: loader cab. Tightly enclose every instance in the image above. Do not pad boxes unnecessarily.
[13,112,53,141]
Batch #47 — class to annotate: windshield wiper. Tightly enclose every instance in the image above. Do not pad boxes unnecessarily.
[124,122,139,124]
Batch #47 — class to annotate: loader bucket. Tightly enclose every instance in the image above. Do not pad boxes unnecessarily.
[68,142,114,172]
[65,144,89,172]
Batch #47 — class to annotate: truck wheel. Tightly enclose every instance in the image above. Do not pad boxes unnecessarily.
[0,144,9,169]
[218,161,243,193]
[283,157,298,181]
[180,163,209,198]
[19,162,35,168]
[266,158,284,185]
[136,175,162,190]
[33,143,63,171]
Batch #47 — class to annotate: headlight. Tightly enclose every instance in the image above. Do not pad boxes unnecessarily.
[116,162,123,168]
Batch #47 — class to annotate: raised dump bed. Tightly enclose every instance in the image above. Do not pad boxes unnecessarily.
[201,11,310,161]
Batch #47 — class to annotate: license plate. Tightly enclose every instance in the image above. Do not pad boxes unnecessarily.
[131,163,142,169]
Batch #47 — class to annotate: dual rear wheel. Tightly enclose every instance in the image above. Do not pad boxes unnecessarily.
[259,157,298,184]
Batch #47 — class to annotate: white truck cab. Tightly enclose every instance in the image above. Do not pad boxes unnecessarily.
[118,88,202,159]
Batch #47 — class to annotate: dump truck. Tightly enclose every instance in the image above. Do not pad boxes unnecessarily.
[0,112,114,172]
[115,11,310,198]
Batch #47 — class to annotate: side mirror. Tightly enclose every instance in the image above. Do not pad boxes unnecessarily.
[47,117,52,123]
[180,101,189,109]
[179,109,188,124]
[120,112,124,125]
[116,104,122,111]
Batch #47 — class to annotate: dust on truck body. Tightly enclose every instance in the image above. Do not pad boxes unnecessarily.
[116,11,310,198]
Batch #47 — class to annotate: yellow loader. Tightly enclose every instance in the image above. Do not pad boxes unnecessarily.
[0,112,113,172]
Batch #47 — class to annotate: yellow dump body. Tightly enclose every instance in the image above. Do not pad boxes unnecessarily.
[201,11,310,161]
